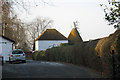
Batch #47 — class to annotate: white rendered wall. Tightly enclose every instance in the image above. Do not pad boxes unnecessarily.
[35,41,38,51]
[36,40,68,51]
[0,36,13,61]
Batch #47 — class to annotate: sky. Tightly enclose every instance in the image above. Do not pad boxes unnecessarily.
[16,0,116,41]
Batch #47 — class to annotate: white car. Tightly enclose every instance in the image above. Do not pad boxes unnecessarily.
[9,49,26,64]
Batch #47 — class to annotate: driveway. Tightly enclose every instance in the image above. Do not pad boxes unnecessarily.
[2,60,103,79]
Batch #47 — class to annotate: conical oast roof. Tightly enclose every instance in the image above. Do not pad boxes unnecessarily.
[68,28,83,44]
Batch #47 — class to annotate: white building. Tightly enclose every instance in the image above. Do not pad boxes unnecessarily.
[35,29,68,51]
[0,35,15,62]
[0,0,15,62]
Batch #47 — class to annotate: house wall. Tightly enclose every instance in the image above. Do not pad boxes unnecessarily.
[35,41,39,51]
[35,40,68,51]
[0,36,13,61]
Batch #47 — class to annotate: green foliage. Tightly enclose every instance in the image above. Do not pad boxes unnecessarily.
[95,30,120,77]
[32,30,120,78]
[32,42,102,73]
[116,33,120,53]
[59,43,69,47]
[101,0,120,28]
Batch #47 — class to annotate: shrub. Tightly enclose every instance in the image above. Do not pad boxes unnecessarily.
[32,30,120,78]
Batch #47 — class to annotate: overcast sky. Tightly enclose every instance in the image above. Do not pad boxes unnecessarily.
[17,0,116,41]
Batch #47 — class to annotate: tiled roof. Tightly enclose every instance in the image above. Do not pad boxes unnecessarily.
[35,29,68,41]
[0,35,15,43]
[68,28,83,44]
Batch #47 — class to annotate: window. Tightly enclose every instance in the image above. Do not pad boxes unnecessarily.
[12,50,23,54]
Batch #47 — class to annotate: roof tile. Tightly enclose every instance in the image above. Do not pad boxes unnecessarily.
[35,29,68,41]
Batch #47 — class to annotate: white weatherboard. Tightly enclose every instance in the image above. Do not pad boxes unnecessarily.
[0,36,13,62]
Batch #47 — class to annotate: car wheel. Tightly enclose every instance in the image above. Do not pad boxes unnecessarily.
[22,60,26,63]
[9,61,13,64]
[9,57,13,64]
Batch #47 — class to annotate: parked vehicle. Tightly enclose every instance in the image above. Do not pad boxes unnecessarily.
[9,49,26,64]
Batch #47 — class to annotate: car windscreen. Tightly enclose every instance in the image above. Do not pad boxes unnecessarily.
[12,50,23,54]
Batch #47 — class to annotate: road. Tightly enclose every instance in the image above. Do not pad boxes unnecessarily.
[2,60,103,79]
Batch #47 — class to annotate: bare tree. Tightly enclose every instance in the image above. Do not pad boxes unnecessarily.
[26,17,53,50]
[1,0,53,51]
[33,17,53,36]
[4,17,30,51]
